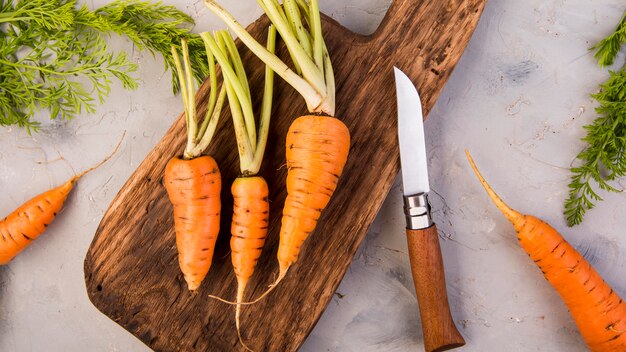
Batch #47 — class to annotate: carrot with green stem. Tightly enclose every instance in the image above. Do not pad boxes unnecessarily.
[0,134,124,264]
[466,150,626,351]
[204,0,350,298]
[202,27,276,351]
[164,38,227,291]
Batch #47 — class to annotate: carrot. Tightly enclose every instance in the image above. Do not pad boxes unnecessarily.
[466,150,626,351]
[165,39,226,291]
[278,115,350,277]
[205,0,350,296]
[202,28,276,351]
[230,176,269,349]
[0,135,124,265]
[164,156,221,291]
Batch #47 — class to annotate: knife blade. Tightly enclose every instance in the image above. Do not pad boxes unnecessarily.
[394,67,465,352]
[395,67,429,196]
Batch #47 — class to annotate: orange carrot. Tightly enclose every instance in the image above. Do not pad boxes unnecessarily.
[202,28,276,351]
[0,135,123,265]
[165,39,226,291]
[230,176,269,348]
[277,115,350,279]
[164,156,221,291]
[466,150,626,351]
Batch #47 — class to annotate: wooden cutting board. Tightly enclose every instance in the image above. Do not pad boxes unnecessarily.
[84,1,486,351]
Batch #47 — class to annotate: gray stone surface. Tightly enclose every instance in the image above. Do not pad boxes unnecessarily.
[1,0,625,351]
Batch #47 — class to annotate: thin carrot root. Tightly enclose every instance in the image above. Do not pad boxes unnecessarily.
[0,134,124,265]
[235,280,254,352]
[466,150,626,351]
[465,150,524,229]
[208,267,287,306]
[71,131,125,182]
[164,156,221,291]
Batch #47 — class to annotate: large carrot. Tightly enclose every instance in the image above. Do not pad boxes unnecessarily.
[466,150,626,351]
[205,0,350,294]
[0,135,123,265]
[202,28,276,351]
[164,39,226,291]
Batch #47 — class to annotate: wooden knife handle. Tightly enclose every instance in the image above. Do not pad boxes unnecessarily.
[406,224,465,352]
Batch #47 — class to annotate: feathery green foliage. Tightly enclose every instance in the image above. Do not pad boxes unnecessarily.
[592,12,626,67]
[0,0,207,132]
[565,11,626,226]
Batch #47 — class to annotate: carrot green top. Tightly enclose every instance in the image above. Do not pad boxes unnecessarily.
[171,39,226,160]
[201,28,277,176]
[205,0,335,116]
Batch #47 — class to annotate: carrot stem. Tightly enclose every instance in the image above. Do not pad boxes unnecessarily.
[201,27,276,175]
[220,31,256,151]
[171,46,192,150]
[204,0,334,115]
[190,85,226,157]
[171,38,225,160]
[197,44,219,139]
[284,0,312,58]
[182,39,198,156]
[201,32,254,170]
[309,0,324,70]
[250,25,277,174]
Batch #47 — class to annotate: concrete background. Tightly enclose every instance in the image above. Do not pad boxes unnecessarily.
[1,0,625,351]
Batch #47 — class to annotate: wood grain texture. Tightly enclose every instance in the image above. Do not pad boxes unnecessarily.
[407,225,465,352]
[84,1,487,351]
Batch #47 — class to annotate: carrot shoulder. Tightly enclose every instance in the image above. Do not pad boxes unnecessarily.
[466,150,626,351]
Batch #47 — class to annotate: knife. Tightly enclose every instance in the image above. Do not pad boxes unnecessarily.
[394,67,465,352]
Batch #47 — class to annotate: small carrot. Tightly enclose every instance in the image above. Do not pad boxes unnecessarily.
[164,38,226,291]
[0,134,124,265]
[278,115,349,275]
[230,176,269,349]
[466,150,626,351]
[205,0,350,297]
[164,156,221,291]
[202,28,276,351]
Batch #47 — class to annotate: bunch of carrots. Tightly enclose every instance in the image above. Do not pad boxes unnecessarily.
[161,0,349,350]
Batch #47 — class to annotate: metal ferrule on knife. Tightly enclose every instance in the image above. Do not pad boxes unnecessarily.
[403,193,434,230]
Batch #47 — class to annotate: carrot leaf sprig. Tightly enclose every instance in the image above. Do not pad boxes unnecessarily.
[172,39,227,160]
[0,0,209,132]
[204,0,335,116]
[592,12,626,67]
[565,11,626,226]
[200,27,276,175]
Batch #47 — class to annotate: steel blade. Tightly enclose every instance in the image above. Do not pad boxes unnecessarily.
[394,67,429,195]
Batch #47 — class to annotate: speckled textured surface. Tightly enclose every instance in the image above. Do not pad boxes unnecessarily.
[1,1,625,351]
